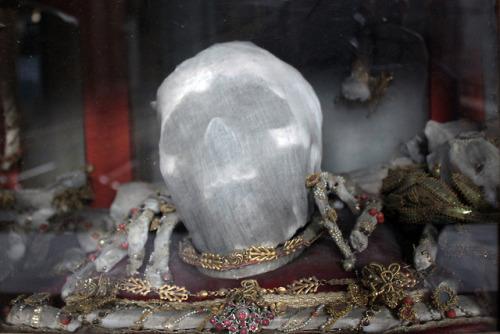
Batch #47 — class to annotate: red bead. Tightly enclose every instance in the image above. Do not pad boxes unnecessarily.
[92,233,99,239]
[403,297,413,306]
[95,245,101,251]
[240,329,248,334]
[311,312,317,317]
[209,318,216,324]
[360,194,367,201]
[118,223,125,230]
[215,322,224,330]
[262,319,270,326]
[237,311,247,320]
[121,242,129,249]
[88,254,96,261]
[60,316,71,325]
[445,309,456,319]
[269,313,275,319]
[230,327,236,332]
[224,320,231,326]
[39,224,47,231]
[2,306,10,315]
[85,222,93,229]
[132,208,138,214]
[376,213,384,220]
[369,208,377,216]
[377,217,385,224]
[251,325,256,330]
[163,273,171,281]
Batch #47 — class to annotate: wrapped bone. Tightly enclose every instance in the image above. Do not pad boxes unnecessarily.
[6,305,81,332]
[109,182,161,226]
[413,224,438,271]
[156,42,322,275]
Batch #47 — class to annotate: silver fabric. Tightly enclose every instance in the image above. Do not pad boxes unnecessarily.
[156,42,322,255]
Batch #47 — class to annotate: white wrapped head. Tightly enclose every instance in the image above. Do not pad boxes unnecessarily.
[156,41,322,257]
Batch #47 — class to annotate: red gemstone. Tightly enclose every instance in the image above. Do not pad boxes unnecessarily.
[240,329,248,334]
[2,306,10,315]
[445,309,456,319]
[230,327,236,332]
[251,325,256,330]
[269,314,275,319]
[369,209,377,216]
[377,217,385,224]
[39,224,47,231]
[163,273,171,281]
[360,194,367,201]
[262,319,270,326]
[224,320,231,326]
[118,223,125,230]
[132,208,138,214]
[85,222,93,229]
[238,311,247,320]
[215,322,224,330]
[403,297,414,306]
[60,316,71,325]
[92,233,99,239]
[88,254,96,261]
[120,242,129,249]
[255,319,261,323]
[95,245,101,251]
[311,312,317,317]
[210,318,216,324]
[376,213,384,220]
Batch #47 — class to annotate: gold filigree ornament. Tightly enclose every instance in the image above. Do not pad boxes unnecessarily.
[288,276,321,295]
[179,228,320,271]
[118,277,189,302]
[382,168,500,225]
[52,186,95,212]
[360,263,416,309]
[23,293,51,306]
[209,280,276,333]
[398,303,416,323]
[322,302,353,331]
[432,286,458,312]
[63,275,118,315]
[305,172,321,188]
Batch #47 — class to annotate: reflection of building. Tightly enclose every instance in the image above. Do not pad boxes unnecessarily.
[0,0,497,206]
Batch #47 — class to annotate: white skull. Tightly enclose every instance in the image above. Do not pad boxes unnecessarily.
[156,42,322,258]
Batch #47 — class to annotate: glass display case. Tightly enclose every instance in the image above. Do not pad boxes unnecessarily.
[0,0,498,332]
